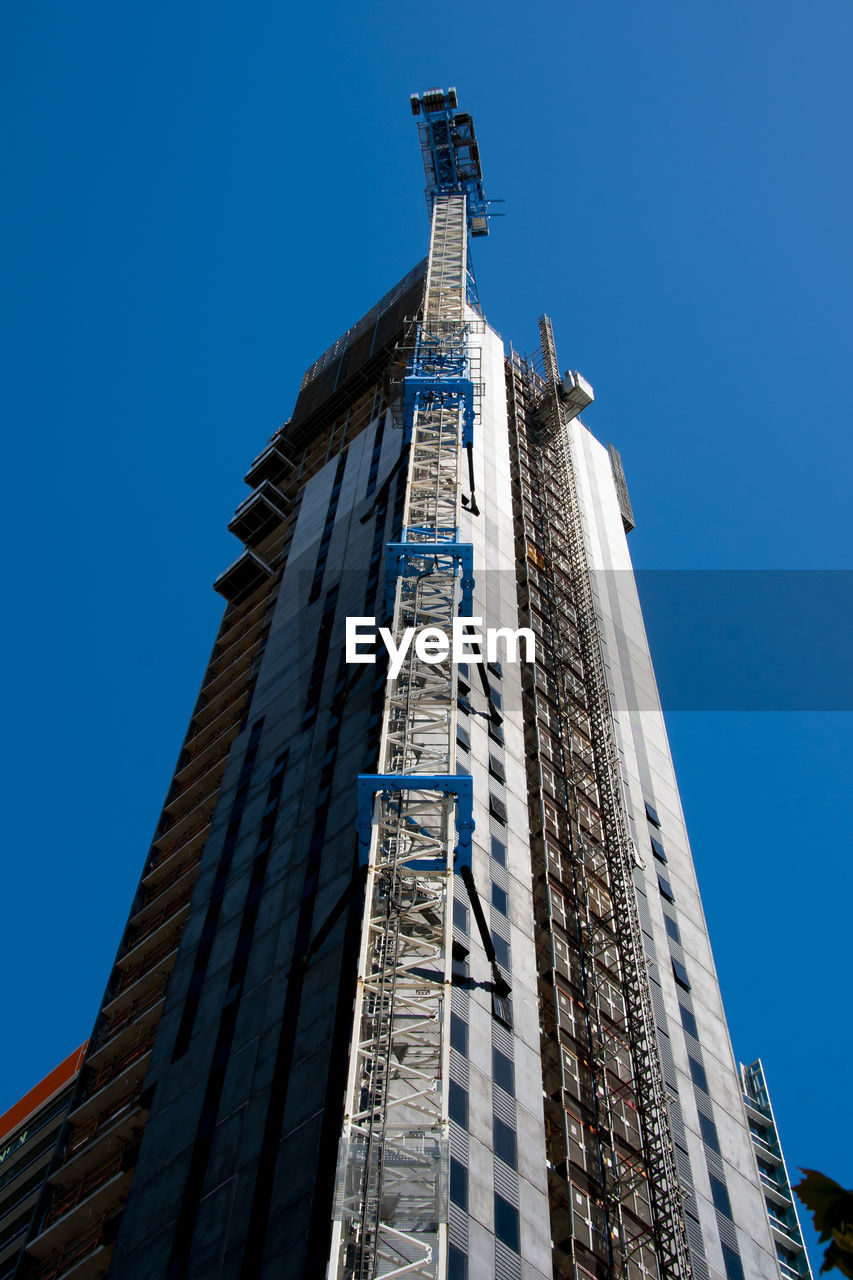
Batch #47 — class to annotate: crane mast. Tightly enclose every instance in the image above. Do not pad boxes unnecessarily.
[327,87,487,1280]
[328,86,692,1280]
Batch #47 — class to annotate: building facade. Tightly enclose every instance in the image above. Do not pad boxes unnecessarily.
[0,1047,85,1280]
[740,1061,813,1279]
[14,89,805,1280]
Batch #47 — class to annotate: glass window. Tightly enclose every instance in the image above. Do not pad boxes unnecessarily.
[688,1055,708,1094]
[698,1113,720,1153]
[721,1245,745,1280]
[491,883,509,917]
[448,1080,468,1128]
[491,932,510,970]
[492,988,513,1029]
[710,1175,734,1220]
[492,1047,514,1095]
[645,800,661,827]
[448,1245,467,1280]
[679,1004,698,1038]
[453,897,469,934]
[450,1157,468,1210]
[450,1013,468,1055]
[489,794,508,824]
[493,1116,517,1169]
[494,1192,520,1252]
[457,725,470,752]
[488,754,506,784]
[658,874,675,903]
[672,958,691,990]
[664,914,681,944]
[491,836,507,867]
[650,834,667,863]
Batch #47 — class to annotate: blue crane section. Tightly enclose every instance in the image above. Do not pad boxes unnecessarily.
[410,87,489,236]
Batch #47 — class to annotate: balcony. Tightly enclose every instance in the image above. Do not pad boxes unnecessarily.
[743,1095,772,1126]
[214,548,274,606]
[244,438,297,490]
[185,682,249,737]
[759,1169,791,1203]
[163,762,227,824]
[0,1224,31,1277]
[79,1018,158,1100]
[144,821,210,887]
[196,649,255,712]
[41,1147,131,1233]
[104,935,180,1014]
[175,720,242,787]
[228,482,290,548]
[122,887,193,963]
[89,978,167,1063]
[185,701,247,768]
[83,988,162,1080]
[30,1211,115,1280]
[156,783,220,842]
[768,1212,801,1250]
[62,1087,144,1177]
[172,727,234,786]
[0,1165,68,1270]
[210,608,266,664]
[750,1133,784,1173]
[214,593,269,651]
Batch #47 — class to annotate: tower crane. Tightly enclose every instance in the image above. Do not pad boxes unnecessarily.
[327,86,492,1280]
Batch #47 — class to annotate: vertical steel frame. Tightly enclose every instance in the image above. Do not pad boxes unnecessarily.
[328,190,476,1279]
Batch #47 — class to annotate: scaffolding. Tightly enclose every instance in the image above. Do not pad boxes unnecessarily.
[527,317,692,1278]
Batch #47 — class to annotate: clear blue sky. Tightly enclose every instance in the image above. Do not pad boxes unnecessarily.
[2,0,850,1267]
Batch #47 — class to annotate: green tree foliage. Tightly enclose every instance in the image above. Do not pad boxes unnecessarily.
[794,1169,853,1277]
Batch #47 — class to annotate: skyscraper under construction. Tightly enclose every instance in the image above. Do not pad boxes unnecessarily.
[13,89,810,1280]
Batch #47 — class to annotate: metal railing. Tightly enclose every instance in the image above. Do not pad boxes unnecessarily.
[43,1151,125,1228]
[31,1214,109,1280]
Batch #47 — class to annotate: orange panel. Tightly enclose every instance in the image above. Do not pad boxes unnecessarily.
[0,1042,87,1146]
